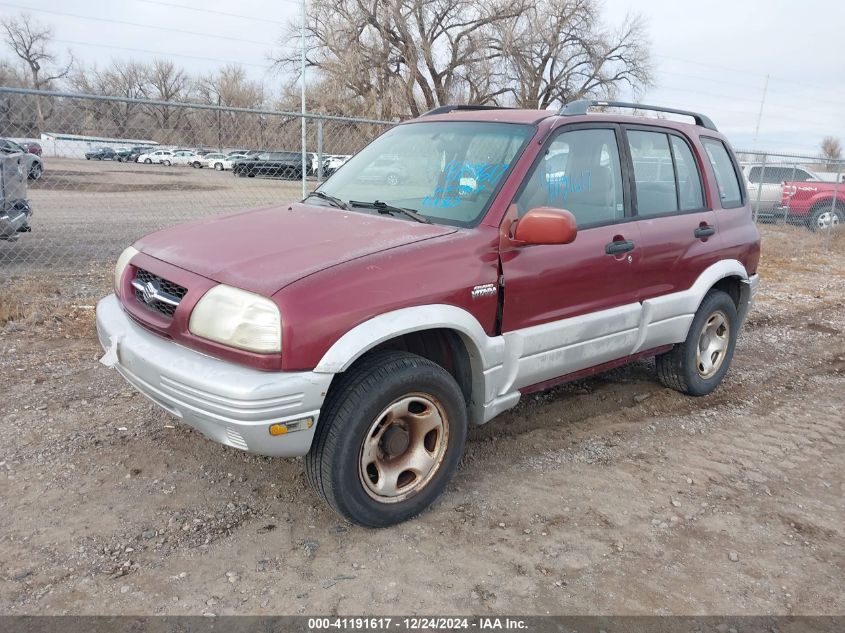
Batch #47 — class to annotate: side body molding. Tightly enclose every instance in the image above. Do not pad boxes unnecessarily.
[312,260,752,427]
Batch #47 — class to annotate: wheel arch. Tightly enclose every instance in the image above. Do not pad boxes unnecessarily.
[314,305,502,425]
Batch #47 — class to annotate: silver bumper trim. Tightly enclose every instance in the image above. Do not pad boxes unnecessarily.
[95,294,331,457]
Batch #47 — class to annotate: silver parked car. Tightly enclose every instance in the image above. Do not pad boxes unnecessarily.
[0,138,43,180]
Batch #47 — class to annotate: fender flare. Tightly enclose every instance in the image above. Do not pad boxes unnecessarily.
[313,304,502,375]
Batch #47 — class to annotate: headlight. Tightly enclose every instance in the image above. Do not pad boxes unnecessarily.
[114,246,139,295]
[189,285,281,353]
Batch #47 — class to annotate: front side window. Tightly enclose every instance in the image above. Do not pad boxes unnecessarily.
[319,121,533,227]
[702,138,743,208]
[515,128,624,227]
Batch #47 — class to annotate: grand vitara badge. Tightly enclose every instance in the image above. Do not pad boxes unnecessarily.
[471,283,496,299]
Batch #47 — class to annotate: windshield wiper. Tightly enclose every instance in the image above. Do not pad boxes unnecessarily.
[348,200,431,224]
[304,190,348,210]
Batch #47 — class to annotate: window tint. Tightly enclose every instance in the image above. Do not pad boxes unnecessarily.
[515,128,624,226]
[628,131,677,216]
[702,138,743,208]
[671,136,705,210]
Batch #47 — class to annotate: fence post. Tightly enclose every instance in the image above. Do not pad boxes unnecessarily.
[826,168,842,249]
[753,153,767,224]
[317,118,324,182]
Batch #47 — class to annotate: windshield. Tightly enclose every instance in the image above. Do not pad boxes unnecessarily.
[317,121,533,227]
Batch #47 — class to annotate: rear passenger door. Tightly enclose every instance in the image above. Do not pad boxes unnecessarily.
[623,126,721,301]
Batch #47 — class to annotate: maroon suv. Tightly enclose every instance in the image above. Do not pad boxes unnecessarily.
[97,100,761,527]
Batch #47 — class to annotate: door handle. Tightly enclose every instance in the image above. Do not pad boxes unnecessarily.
[605,239,635,255]
[694,225,716,238]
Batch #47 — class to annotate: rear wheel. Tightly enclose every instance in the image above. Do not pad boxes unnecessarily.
[163,159,171,166]
[306,350,468,527]
[809,205,843,232]
[28,162,42,180]
[143,158,152,164]
[656,289,738,396]
[214,162,223,171]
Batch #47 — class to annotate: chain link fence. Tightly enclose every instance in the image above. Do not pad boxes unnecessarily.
[0,87,392,274]
[736,149,844,229]
[2,87,843,284]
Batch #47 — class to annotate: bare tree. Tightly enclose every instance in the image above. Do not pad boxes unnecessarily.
[274,0,648,118]
[492,0,650,108]
[140,59,191,133]
[274,0,527,118]
[68,60,148,137]
[1,12,73,134]
[195,65,265,148]
[821,136,842,167]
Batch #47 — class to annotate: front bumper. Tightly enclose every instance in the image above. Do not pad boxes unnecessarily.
[96,294,332,457]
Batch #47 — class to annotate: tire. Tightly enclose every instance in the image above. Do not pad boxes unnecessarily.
[143,158,152,164]
[163,160,171,166]
[808,205,843,232]
[86,156,90,160]
[386,172,400,186]
[306,350,468,528]
[656,289,738,396]
[214,163,223,171]
[28,162,42,180]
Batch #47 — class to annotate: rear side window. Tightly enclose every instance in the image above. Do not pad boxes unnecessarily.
[628,130,705,216]
[702,138,743,208]
[516,128,625,226]
[628,131,677,216]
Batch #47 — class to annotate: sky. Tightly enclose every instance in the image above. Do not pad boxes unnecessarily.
[1,0,843,155]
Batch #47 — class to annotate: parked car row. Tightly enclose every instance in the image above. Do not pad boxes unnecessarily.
[116,146,353,181]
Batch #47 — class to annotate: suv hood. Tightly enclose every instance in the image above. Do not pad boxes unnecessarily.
[135,203,457,296]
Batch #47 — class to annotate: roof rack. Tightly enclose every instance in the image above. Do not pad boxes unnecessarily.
[422,104,513,116]
[559,99,718,131]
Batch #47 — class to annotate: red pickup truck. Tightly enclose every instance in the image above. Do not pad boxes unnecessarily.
[778,180,845,231]
[97,100,760,526]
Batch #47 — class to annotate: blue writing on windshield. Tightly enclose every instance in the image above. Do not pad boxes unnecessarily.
[422,161,510,208]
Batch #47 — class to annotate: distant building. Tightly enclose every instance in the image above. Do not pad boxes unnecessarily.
[38,133,159,159]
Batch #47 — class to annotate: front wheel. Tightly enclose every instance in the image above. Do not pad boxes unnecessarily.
[656,289,738,396]
[162,160,171,166]
[143,158,152,164]
[306,350,468,527]
[28,162,42,180]
[214,163,223,171]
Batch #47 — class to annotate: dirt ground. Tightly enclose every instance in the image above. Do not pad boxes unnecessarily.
[1,224,844,616]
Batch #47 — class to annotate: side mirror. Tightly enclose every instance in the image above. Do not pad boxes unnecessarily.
[513,207,578,245]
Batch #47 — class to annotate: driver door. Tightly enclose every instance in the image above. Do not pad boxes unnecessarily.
[500,125,644,390]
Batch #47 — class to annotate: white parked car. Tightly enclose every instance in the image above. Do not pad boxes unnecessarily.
[170,150,200,167]
[201,153,233,170]
[138,149,175,165]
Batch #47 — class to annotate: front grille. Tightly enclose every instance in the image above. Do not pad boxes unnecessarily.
[132,268,188,319]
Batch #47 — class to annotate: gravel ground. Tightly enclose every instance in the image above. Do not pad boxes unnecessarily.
[0,187,843,615]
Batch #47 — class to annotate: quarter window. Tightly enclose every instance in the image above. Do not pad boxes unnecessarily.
[671,136,705,210]
[515,128,624,226]
[702,138,743,208]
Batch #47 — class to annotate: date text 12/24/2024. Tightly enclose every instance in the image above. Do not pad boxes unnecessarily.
[308,617,529,630]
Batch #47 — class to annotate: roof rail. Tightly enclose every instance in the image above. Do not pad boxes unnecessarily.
[422,104,513,116]
[559,99,718,131]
